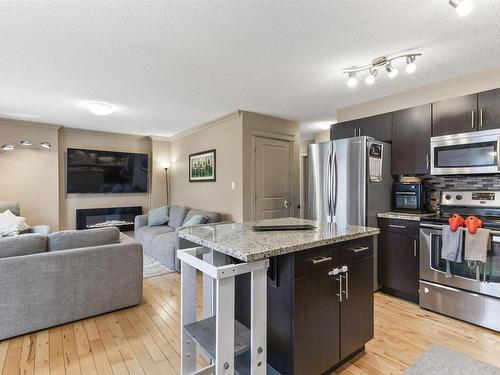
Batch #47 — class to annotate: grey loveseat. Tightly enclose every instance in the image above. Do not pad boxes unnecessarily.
[135,205,222,271]
[0,227,143,340]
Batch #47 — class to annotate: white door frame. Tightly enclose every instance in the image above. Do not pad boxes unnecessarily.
[251,130,296,221]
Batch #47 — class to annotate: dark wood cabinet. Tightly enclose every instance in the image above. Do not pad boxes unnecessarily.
[432,94,478,136]
[235,236,375,375]
[392,104,432,175]
[331,120,358,140]
[358,113,392,142]
[378,218,419,303]
[293,270,340,374]
[478,88,500,130]
[339,255,374,360]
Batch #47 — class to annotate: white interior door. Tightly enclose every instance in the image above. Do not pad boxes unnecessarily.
[254,137,291,220]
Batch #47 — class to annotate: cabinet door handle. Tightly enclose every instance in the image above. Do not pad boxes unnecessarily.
[351,246,370,253]
[342,272,349,300]
[471,110,475,129]
[388,224,406,229]
[413,239,417,258]
[311,256,332,264]
[353,128,356,137]
[335,276,343,302]
[358,128,361,136]
[426,153,430,170]
[480,109,483,128]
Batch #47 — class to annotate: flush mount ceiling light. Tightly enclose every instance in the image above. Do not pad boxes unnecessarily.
[40,142,52,150]
[449,0,474,17]
[85,101,115,116]
[1,144,14,151]
[19,140,32,146]
[342,53,422,87]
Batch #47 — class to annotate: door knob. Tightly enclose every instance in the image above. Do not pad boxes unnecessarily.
[283,200,290,208]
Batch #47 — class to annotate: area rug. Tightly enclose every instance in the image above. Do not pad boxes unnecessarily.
[143,254,174,279]
[404,344,500,374]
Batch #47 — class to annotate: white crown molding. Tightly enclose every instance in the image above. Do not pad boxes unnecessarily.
[168,110,241,142]
[149,135,171,142]
[61,126,151,141]
[0,117,62,130]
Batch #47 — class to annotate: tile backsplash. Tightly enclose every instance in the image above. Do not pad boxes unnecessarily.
[422,175,500,212]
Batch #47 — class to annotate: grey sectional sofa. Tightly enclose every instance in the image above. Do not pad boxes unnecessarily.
[0,201,51,235]
[0,227,143,340]
[134,205,222,271]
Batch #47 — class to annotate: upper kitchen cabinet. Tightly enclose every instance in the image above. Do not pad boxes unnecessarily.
[392,104,432,175]
[478,88,500,130]
[432,94,478,136]
[330,120,358,140]
[357,113,392,142]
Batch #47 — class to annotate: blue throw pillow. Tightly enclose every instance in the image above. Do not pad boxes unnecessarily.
[183,214,209,227]
[148,206,170,227]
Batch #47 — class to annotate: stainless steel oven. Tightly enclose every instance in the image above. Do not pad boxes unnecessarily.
[431,128,500,175]
[419,190,500,332]
[420,223,500,298]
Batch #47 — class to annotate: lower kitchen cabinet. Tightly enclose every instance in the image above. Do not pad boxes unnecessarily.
[235,236,375,375]
[378,218,420,303]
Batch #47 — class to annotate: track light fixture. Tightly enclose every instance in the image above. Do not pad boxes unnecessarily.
[342,53,421,87]
[365,68,378,85]
[449,0,474,17]
[347,72,357,88]
[0,140,52,153]
[386,63,398,79]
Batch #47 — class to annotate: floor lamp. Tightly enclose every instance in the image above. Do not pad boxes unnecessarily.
[164,162,171,206]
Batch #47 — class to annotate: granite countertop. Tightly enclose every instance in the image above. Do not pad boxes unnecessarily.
[377,212,435,222]
[178,217,379,262]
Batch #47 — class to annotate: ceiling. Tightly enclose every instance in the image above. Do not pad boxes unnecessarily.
[1,1,499,140]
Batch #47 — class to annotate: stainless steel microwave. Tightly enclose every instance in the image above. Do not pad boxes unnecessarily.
[431,129,500,175]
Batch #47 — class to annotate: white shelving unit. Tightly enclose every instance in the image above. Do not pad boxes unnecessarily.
[178,246,275,375]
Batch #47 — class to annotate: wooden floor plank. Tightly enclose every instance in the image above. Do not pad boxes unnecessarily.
[48,327,65,375]
[72,322,97,375]
[61,324,82,375]
[2,273,500,375]
[34,330,50,375]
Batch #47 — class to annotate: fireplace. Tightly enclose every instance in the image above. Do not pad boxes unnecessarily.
[76,206,143,231]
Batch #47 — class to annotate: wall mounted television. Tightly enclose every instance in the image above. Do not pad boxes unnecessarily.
[66,148,149,194]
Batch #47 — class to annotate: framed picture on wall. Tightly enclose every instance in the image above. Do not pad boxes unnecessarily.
[189,149,216,182]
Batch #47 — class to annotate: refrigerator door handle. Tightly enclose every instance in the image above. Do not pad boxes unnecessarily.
[326,147,333,221]
[333,149,338,217]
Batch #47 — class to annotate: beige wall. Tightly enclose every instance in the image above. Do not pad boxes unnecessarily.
[59,129,152,230]
[241,111,300,221]
[337,66,500,122]
[150,138,171,209]
[0,119,60,229]
[314,129,330,143]
[169,112,244,222]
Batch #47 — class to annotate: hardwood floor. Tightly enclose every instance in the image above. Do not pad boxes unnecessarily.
[1,273,500,375]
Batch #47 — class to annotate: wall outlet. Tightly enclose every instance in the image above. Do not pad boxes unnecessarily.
[231,181,236,190]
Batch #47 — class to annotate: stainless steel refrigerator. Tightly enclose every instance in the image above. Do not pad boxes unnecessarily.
[307,136,392,288]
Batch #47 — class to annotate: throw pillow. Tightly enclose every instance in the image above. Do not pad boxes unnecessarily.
[0,209,31,236]
[148,206,170,227]
[183,214,209,227]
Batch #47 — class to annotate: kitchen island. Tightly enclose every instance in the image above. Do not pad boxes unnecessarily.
[178,218,379,375]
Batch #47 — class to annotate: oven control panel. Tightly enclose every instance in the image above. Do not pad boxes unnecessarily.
[472,192,496,201]
[442,191,500,207]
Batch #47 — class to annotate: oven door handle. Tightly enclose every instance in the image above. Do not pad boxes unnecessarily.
[497,136,500,172]
[420,223,444,230]
[421,223,500,237]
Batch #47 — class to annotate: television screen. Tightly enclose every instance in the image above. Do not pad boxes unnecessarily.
[67,148,149,194]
